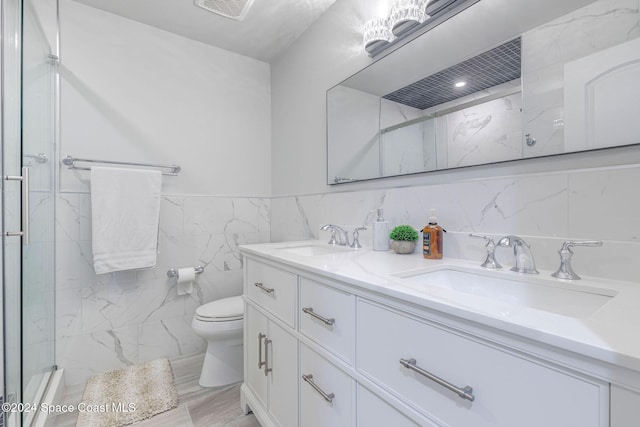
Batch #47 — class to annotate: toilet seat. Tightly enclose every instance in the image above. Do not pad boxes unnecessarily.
[195,295,244,322]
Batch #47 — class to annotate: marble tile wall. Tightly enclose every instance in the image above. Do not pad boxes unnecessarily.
[56,192,270,385]
[444,93,522,168]
[271,164,640,284]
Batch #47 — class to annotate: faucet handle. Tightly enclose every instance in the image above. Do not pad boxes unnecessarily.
[559,240,603,250]
[551,240,603,280]
[351,227,367,249]
[326,228,339,245]
[469,234,502,269]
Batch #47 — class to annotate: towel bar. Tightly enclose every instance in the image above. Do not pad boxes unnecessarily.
[62,155,181,176]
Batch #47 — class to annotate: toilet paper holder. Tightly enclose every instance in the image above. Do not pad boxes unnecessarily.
[167,265,205,278]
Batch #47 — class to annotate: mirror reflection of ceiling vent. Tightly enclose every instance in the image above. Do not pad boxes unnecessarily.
[194,0,256,21]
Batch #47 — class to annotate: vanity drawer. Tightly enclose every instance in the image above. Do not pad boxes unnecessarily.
[357,385,422,427]
[246,259,297,327]
[299,277,355,364]
[300,344,354,427]
[356,299,608,427]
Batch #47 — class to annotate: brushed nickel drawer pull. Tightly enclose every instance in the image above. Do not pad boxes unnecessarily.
[258,333,266,370]
[254,282,274,294]
[263,338,272,376]
[400,358,475,402]
[302,374,335,405]
[302,307,335,326]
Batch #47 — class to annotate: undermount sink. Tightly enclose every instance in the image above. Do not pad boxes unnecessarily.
[392,267,617,318]
[276,243,353,256]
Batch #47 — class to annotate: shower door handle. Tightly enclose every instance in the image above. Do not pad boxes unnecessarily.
[4,167,30,245]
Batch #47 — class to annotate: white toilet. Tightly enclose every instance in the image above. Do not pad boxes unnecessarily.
[191,295,244,388]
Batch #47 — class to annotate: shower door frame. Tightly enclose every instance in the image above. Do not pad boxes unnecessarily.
[2,0,59,425]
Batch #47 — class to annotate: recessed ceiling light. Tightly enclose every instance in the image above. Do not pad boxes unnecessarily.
[454,81,467,88]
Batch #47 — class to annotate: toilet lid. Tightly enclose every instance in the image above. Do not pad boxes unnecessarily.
[196,295,244,321]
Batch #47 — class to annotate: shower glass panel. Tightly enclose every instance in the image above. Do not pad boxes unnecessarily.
[21,0,57,420]
[2,0,57,424]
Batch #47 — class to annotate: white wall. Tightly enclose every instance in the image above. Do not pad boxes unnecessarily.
[270,0,640,283]
[59,0,271,197]
[56,0,271,385]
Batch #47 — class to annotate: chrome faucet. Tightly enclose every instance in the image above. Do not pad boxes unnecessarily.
[320,224,350,247]
[551,240,602,280]
[497,235,538,274]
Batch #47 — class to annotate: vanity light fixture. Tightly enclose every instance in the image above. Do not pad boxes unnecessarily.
[389,0,430,36]
[363,0,481,58]
[363,18,394,54]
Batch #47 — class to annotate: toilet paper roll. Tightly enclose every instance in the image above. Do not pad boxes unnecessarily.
[176,267,195,295]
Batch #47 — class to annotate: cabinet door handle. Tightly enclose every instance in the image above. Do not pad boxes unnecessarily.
[258,333,266,370]
[254,282,274,294]
[302,307,335,326]
[399,358,475,402]
[264,338,272,376]
[302,374,335,406]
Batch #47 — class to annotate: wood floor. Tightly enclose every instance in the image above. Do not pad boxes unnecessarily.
[54,353,261,427]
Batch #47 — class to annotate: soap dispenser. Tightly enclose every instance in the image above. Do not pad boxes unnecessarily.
[372,209,389,251]
[422,209,444,259]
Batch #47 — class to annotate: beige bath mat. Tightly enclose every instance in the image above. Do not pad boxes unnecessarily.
[76,358,178,427]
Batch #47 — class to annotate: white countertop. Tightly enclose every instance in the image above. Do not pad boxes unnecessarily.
[240,240,640,378]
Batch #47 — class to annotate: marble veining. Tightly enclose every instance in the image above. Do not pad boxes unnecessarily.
[446,93,522,168]
[56,193,270,385]
[271,162,640,282]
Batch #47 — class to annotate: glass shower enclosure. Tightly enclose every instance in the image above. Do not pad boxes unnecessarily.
[3,0,58,425]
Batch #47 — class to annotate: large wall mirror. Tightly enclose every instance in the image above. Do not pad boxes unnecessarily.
[327,0,640,184]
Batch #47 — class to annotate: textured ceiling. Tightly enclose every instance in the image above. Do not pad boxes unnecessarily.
[71,0,338,63]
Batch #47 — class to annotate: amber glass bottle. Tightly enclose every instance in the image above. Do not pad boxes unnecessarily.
[423,209,443,259]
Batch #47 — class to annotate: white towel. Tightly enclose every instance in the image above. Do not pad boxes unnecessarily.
[90,166,162,274]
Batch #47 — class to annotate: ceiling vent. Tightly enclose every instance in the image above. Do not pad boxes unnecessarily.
[194,0,256,21]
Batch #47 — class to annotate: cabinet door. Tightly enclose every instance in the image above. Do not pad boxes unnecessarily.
[357,299,608,427]
[267,321,298,427]
[245,304,269,408]
[300,344,353,427]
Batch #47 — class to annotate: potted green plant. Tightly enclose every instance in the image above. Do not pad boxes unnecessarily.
[389,225,419,254]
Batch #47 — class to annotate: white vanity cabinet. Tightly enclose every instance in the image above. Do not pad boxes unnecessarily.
[240,250,632,427]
